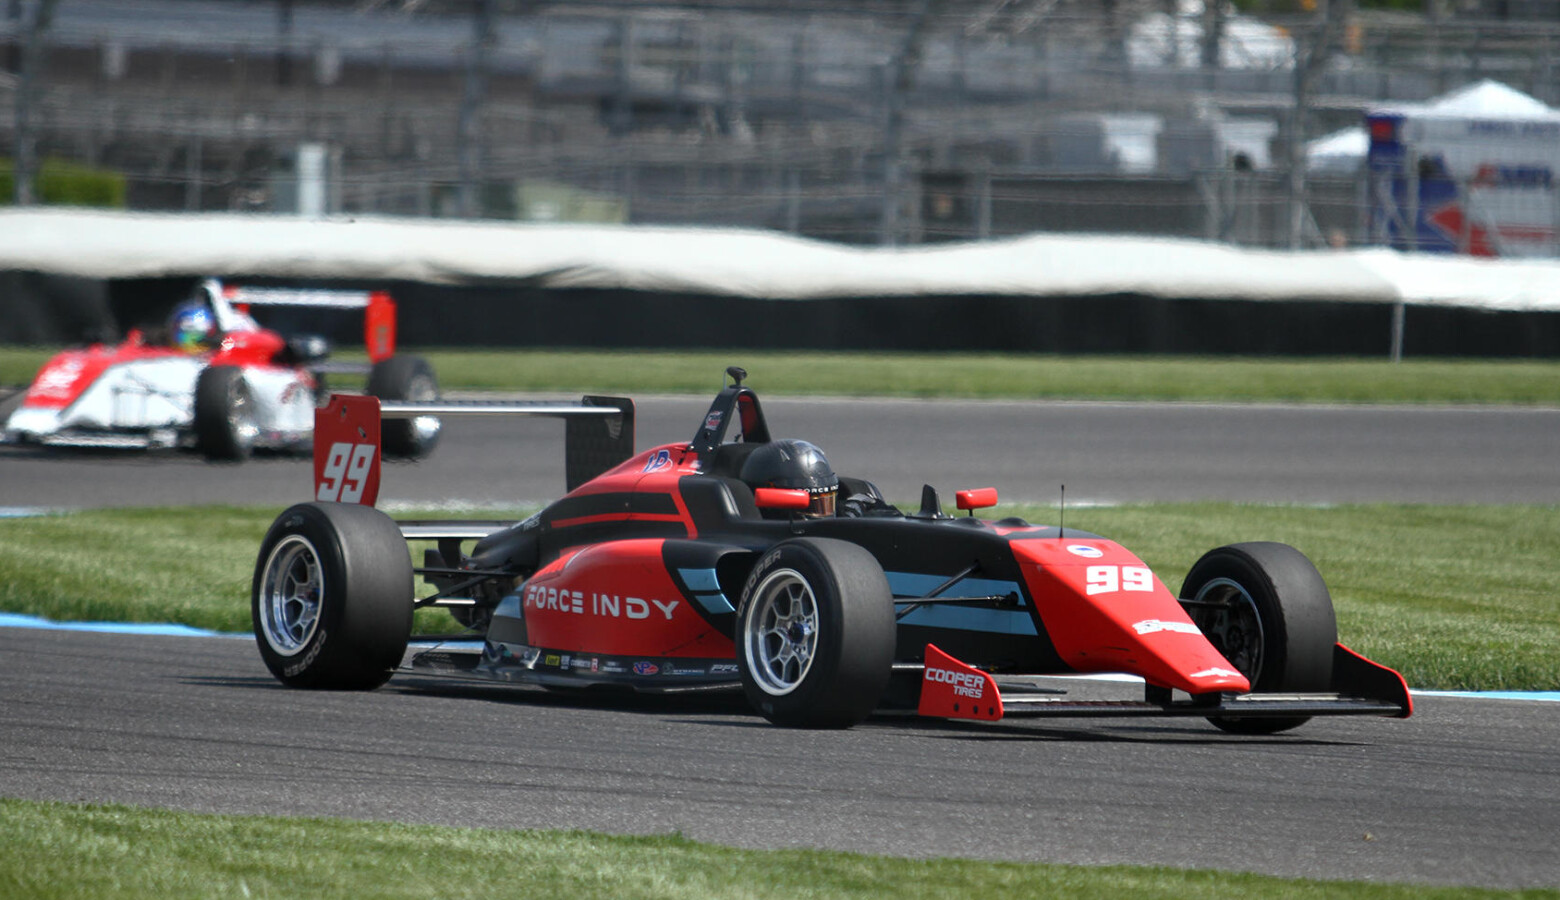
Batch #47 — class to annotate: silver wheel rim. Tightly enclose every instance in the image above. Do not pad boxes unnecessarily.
[407,375,440,445]
[229,382,259,451]
[744,568,818,697]
[258,535,323,656]
[1191,576,1265,683]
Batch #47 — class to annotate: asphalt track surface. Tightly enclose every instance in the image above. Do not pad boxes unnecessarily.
[3,395,1558,508]
[2,626,1557,889]
[3,396,1559,889]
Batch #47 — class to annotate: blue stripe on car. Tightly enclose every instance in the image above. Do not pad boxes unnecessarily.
[886,571,1036,635]
[678,568,735,614]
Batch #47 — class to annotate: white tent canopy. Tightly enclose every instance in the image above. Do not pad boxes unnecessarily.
[1305,126,1370,174]
[1384,78,1560,121]
[1306,79,1560,172]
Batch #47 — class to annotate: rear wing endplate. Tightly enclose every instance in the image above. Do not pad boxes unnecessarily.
[313,394,633,506]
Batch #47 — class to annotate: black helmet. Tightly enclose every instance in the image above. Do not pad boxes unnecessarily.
[739,439,839,517]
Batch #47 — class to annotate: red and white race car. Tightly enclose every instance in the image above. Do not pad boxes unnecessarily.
[3,280,440,460]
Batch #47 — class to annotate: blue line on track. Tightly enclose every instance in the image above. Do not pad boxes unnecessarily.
[2,613,1555,700]
[0,611,245,638]
[1413,689,1560,703]
[0,612,480,647]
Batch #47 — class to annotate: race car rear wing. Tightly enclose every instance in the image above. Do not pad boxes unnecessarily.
[313,393,634,506]
[214,281,398,362]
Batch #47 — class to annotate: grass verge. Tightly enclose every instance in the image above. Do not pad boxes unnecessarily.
[0,798,1542,900]
[5,346,1560,405]
[1,502,1555,692]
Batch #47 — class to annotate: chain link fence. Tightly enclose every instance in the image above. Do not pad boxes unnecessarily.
[5,1,1560,253]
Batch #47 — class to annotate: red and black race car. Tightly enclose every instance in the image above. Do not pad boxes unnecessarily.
[251,367,1411,733]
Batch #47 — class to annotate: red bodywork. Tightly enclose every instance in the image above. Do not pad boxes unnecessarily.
[522,541,735,659]
[22,328,299,411]
[1012,538,1250,694]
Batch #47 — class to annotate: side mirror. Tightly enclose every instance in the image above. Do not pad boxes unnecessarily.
[955,487,998,514]
[754,488,811,511]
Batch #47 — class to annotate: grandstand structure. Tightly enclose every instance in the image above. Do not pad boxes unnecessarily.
[6,0,1560,250]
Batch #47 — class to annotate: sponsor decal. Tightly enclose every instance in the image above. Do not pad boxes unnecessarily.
[633,661,659,676]
[704,409,723,431]
[590,658,599,673]
[1132,619,1202,636]
[1190,667,1243,680]
[601,662,628,674]
[524,584,680,621]
[709,663,739,675]
[282,628,327,677]
[924,665,985,699]
[642,448,673,473]
[543,654,560,667]
[663,664,707,676]
[32,358,86,399]
[1066,544,1104,559]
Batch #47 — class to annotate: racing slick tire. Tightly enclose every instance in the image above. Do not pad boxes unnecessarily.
[735,538,895,729]
[193,365,258,461]
[366,354,441,459]
[252,502,414,690]
[1180,542,1337,735]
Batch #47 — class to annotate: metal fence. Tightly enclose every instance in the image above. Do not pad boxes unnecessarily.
[5,1,1560,254]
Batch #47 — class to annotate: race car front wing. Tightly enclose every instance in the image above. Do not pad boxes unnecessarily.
[914,643,1413,723]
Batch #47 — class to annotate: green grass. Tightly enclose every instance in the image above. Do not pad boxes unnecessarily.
[6,346,1560,405]
[0,799,1545,900]
[392,349,1560,405]
[0,345,54,388]
[2,502,1556,692]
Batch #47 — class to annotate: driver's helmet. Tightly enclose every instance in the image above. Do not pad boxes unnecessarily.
[739,439,839,518]
[169,302,219,353]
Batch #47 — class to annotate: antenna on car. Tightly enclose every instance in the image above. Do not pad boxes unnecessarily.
[1059,484,1065,539]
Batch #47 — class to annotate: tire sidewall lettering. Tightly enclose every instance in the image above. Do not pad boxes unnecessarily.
[282,627,327,677]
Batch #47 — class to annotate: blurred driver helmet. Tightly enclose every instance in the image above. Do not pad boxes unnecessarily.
[739,438,839,517]
[169,302,219,353]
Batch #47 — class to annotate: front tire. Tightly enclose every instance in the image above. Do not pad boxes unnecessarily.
[193,365,258,461]
[1181,542,1337,735]
[252,502,414,690]
[735,538,895,728]
[366,354,440,458]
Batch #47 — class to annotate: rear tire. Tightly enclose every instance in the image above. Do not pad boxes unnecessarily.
[1181,542,1337,735]
[193,365,257,460]
[366,354,440,458]
[252,502,414,690]
[735,538,895,728]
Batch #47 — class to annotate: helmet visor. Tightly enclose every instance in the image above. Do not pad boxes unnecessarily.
[808,487,837,517]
